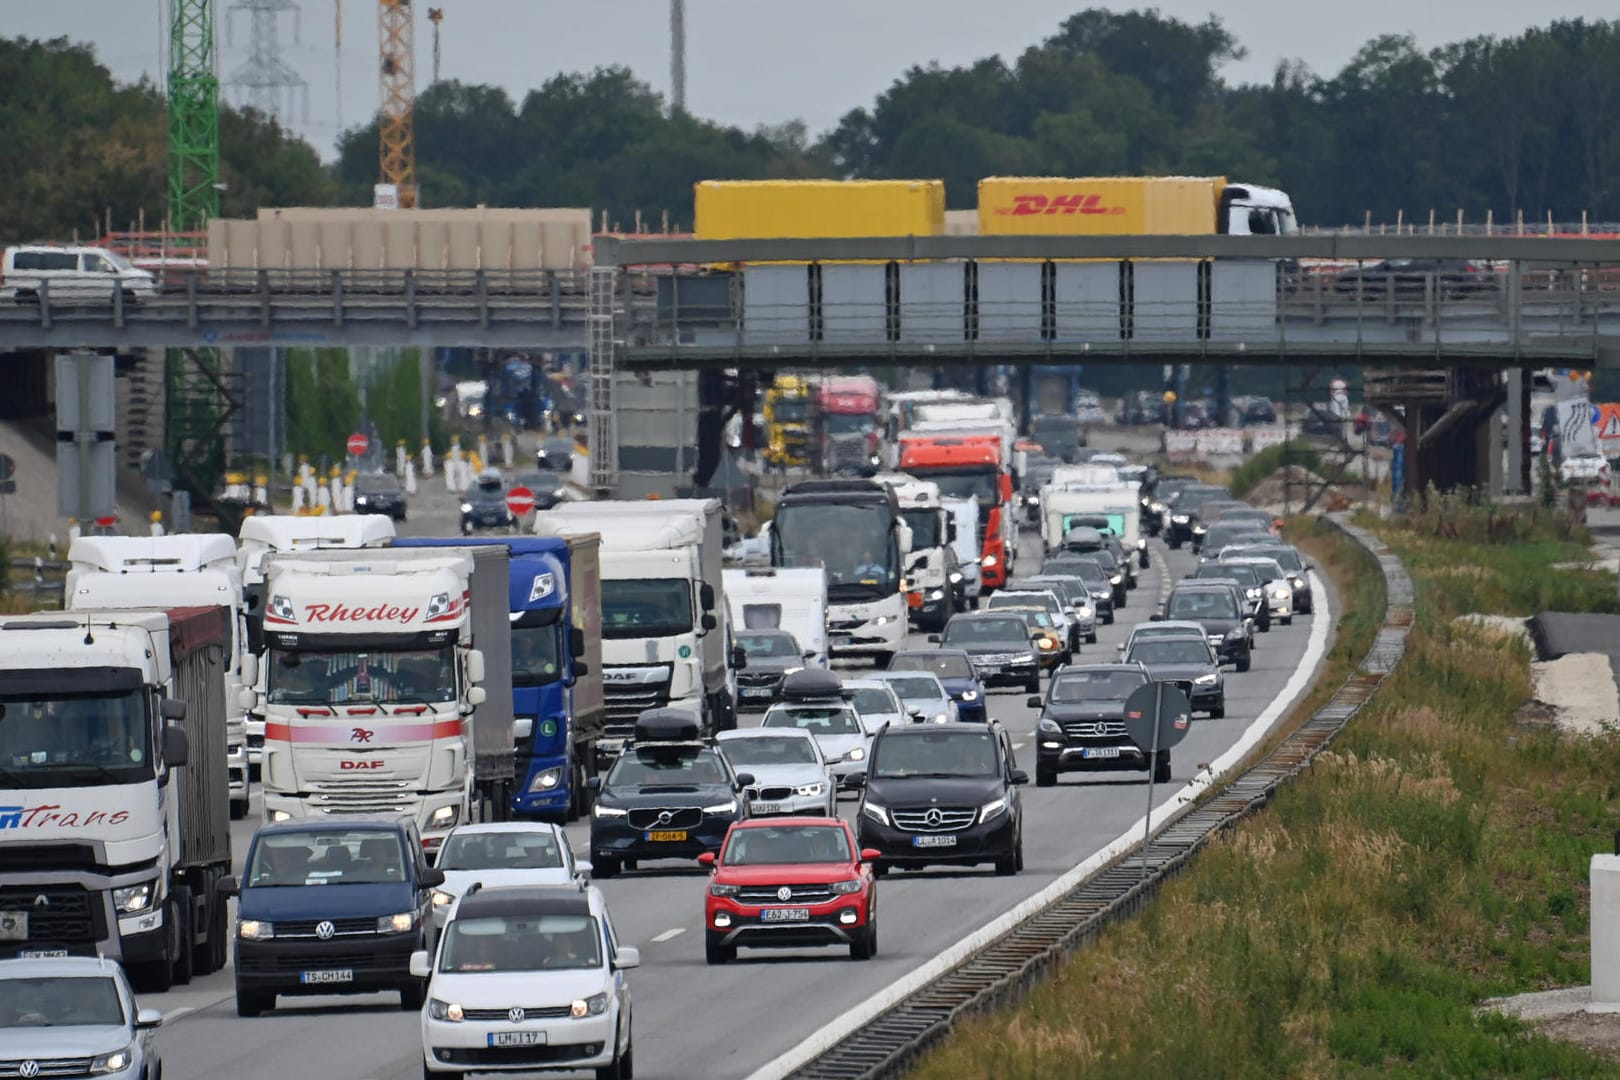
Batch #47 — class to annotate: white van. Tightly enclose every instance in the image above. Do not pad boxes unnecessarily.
[0,244,157,305]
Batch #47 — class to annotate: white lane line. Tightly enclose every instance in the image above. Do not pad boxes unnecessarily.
[1011,741,1024,750]
[164,1006,195,1022]
[747,569,1333,1080]
[649,927,686,944]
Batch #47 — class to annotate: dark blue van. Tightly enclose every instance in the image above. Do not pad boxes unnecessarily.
[224,816,444,1017]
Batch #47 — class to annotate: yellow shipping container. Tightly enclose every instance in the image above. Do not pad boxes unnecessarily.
[694,179,945,240]
[977,176,1225,236]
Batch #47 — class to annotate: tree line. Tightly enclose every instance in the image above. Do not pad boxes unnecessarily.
[9,11,1620,237]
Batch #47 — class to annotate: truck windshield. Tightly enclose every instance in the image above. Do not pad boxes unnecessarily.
[0,690,151,784]
[511,621,563,687]
[913,468,998,506]
[772,503,899,599]
[600,579,693,639]
[822,413,875,435]
[773,400,809,423]
[899,507,940,549]
[267,646,456,704]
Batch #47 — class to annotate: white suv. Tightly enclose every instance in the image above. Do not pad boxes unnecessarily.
[414,883,637,1079]
[0,244,157,305]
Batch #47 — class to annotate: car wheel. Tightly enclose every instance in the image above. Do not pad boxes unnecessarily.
[1259,617,1271,633]
[1236,651,1251,674]
[595,1044,629,1080]
[705,938,736,965]
[1086,630,1098,644]
[1281,615,1294,626]
[1035,767,1057,787]
[1152,751,1173,785]
[1024,675,1040,694]
[594,857,621,879]
[850,920,877,961]
[400,978,427,1010]
[1169,539,1182,550]
[1209,705,1226,719]
[872,862,889,878]
[994,836,1021,877]
[870,651,893,669]
[235,990,272,1017]
[1103,610,1115,625]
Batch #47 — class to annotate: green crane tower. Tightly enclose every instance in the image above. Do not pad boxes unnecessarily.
[165,0,237,520]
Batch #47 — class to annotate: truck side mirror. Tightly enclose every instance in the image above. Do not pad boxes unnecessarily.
[217,875,239,897]
[160,699,187,722]
[162,725,190,768]
[571,659,589,678]
[240,653,258,686]
[947,521,958,543]
[731,646,747,670]
[585,776,602,791]
[465,649,486,684]
[237,687,258,712]
[467,686,487,706]
[701,613,718,631]
[570,627,586,655]
[699,583,716,613]
[512,717,534,740]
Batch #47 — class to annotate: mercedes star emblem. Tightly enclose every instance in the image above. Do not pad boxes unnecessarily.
[19,1062,39,1079]
[776,886,793,902]
[924,808,944,827]
[508,1007,526,1024]
[314,920,335,940]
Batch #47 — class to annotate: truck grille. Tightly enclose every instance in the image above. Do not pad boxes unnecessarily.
[736,883,835,903]
[306,778,417,816]
[825,437,868,471]
[0,886,100,945]
[626,807,701,831]
[603,684,670,732]
[0,1057,94,1078]
[276,917,379,939]
[1064,720,1126,738]
[891,808,978,832]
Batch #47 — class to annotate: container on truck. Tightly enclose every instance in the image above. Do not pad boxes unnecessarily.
[764,374,817,469]
[394,536,604,823]
[873,473,960,631]
[724,567,828,668]
[0,607,233,992]
[536,499,736,764]
[977,176,1298,238]
[66,535,253,821]
[695,179,945,242]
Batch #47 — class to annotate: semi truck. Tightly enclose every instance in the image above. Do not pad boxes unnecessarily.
[977,176,1297,238]
[65,535,253,821]
[816,374,884,476]
[0,607,233,992]
[898,434,1016,592]
[245,546,510,851]
[537,499,735,763]
[874,473,960,631]
[764,374,817,469]
[771,479,911,665]
[395,536,604,823]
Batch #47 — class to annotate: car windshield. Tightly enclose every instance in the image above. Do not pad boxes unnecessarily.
[823,413,876,436]
[723,824,851,865]
[1232,559,1286,580]
[1240,548,1302,573]
[357,474,400,493]
[0,976,123,1028]
[600,578,693,639]
[1197,566,1257,587]
[942,617,1027,645]
[764,705,863,736]
[437,830,564,871]
[607,747,728,786]
[0,688,151,784]
[720,735,819,766]
[246,829,407,886]
[1128,640,1214,665]
[1050,671,1147,701]
[267,645,456,704]
[889,653,974,679]
[1166,591,1240,621]
[739,632,801,659]
[871,729,999,778]
[440,914,601,973]
[877,675,942,700]
[847,687,898,715]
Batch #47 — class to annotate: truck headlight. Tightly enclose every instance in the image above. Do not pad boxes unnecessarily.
[1194,673,1219,685]
[424,592,454,619]
[428,998,464,1022]
[428,805,459,829]
[378,911,416,934]
[268,594,295,621]
[113,882,155,915]
[571,993,609,1018]
[89,1047,133,1074]
[267,809,292,823]
[238,919,274,941]
[529,766,565,792]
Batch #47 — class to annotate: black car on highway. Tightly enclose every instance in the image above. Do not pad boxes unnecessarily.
[857,723,1026,876]
[1223,543,1315,614]
[460,471,514,534]
[933,611,1042,693]
[1031,663,1168,785]
[1158,583,1252,671]
[536,436,576,472]
[1041,557,1116,625]
[353,470,407,521]
[1188,562,1271,632]
[512,470,567,511]
[733,629,812,711]
[1164,484,1227,550]
[1122,634,1225,718]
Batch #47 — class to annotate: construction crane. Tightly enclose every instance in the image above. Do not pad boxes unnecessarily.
[378,0,418,208]
[428,7,443,84]
[168,0,221,232]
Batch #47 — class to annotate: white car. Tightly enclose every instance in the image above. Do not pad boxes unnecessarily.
[867,670,958,723]
[0,244,157,305]
[762,700,871,791]
[1222,555,1296,624]
[716,729,836,816]
[416,884,636,1078]
[430,822,590,930]
[841,679,908,735]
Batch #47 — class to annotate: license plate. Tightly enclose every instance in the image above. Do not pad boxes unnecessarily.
[0,913,26,941]
[18,949,66,959]
[300,969,354,985]
[913,834,957,848]
[490,1031,547,1048]
[761,907,810,922]
[647,830,688,842]
[741,688,772,698]
[1082,747,1123,759]
[832,635,854,648]
[751,802,782,814]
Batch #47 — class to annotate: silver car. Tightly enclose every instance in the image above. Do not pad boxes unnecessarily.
[867,670,958,723]
[1222,556,1296,624]
[717,729,837,816]
[841,680,908,735]
[0,955,162,1078]
[762,701,871,792]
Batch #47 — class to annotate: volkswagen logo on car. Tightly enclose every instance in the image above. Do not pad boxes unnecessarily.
[314,920,335,940]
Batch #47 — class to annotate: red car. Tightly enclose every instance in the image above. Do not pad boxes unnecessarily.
[698,816,880,964]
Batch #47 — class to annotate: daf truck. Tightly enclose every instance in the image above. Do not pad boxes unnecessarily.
[0,607,233,992]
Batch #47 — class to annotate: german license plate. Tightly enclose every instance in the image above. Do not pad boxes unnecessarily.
[1082,747,1122,759]
[647,830,687,842]
[299,969,354,985]
[913,834,957,848]
[0,912,26,941]
[751,802,782,815]
[490,1031,547,1047]
[761,907,810,922]
[741,687,772,698]
[18,949,66,959]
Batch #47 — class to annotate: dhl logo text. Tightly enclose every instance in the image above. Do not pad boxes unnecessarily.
[996,194,1125,217]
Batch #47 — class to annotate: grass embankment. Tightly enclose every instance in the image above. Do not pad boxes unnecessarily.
[913,503,1620,1079]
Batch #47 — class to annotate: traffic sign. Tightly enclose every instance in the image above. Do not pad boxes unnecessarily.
[94,515,116,528]
[1121,681,1193,754]
[505,486,536,516]
[346,433,369,457]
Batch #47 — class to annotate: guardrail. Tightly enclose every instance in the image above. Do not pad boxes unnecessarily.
[781,515,1413,1080]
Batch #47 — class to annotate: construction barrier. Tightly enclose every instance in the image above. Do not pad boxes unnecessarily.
[1194,428,1245,457]
[1247,426,1290,452]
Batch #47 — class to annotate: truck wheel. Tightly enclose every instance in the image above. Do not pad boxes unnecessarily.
[230,797,248,821]
[134,955,173,995]
[170,889,194,986]
[193,878,221,975]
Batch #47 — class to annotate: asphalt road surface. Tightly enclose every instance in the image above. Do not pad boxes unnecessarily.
[145,515,1334,1080]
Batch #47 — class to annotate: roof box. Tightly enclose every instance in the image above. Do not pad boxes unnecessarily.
[1061,527,1105,550]
[633,708,702,744]
[780,668,843,700]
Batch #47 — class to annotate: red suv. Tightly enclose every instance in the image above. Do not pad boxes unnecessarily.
[698,817,879,964]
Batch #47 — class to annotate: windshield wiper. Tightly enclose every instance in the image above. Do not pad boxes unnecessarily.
[385,696,441,714]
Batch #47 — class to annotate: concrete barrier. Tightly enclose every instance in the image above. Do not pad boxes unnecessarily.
[1164,430,1198,461]
[1247,426,1289,453]
[1195,427,1245,457]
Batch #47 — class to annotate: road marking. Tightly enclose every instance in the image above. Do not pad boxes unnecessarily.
[1011,741,1024,750]
[649,927,686,943]
[164,1006,195,1022]
[747,568,1333,1080]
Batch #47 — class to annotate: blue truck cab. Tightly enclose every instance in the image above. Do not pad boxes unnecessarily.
[394,536,605,822]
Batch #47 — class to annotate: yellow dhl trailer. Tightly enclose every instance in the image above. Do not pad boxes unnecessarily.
[977,176,1296,237]
[694,179,945,240]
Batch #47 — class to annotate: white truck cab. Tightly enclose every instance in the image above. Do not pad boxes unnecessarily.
[873,473,960,631]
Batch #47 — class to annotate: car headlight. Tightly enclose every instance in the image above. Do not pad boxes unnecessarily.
[1290,575,1305,586]
[571,993,609,1018]
[593,803,628,818]
[1171,514,1189,524]
[872,615,893,626]
[845,747,865,762]
[979,797,1008,823]
[459,503,473,514]
[829,878,864,894]
[860,802,889,826]
[428,998,464,1022]
[1151,502,1166,514]
[1226,628,1245,640]
[930,712,949,723]
[113,882,155,914]
[89,1047,133,1075]
[1192,524,1208,534]
[529,766,565,792]
[982,554,998,568]
[960,690,978,702]
[1109,574,1122,585]
[794,782,827,797]
[1269,585,1290,598]
[378,911,416,934]
[428,805,459,829]
[1246,588,1261,599]
[1194,673,1219,685]
[1137,538,1147,549]
[431,889,456,909]
[1038,717,1061,734]
[709,881,741,897]
[238,919,274,940]
[703,800,739,815]
[1036,638,1057,651]
[927,589,945,601]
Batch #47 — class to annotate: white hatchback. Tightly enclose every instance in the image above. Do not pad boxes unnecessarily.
[430,822,592,930]
[415,883,637,1078]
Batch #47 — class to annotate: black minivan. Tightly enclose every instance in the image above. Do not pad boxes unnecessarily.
[224,816,444,1017]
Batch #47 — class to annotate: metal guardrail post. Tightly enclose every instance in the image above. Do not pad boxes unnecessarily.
[186,270,199,330]
[331,269,344,328]
[405,269,417,329]
[258,269,271,329]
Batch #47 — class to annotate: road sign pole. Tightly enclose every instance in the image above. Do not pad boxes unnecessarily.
[1140,680,1164,881]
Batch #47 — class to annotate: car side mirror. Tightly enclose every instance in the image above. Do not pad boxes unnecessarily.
[574,859,592,880]
[702,613,719,632]
[697,851,717,867]
[1026,695,1042,709]
[409,950,432,979]
[162,725,190,768]
[1009,769,1030,785]
[860,848,882,862]
[513,717,534,740]
[135,1008,163,1029]
[585,776,602,792]
[734,772,755,787]
[614,946,641,970]
[908,709,924,721]
[1149,613,1163,622]
[1305,562,1315,571]
[161,698,187,722]
[420,867,446,889]
[467,686,487,707]
[804,650,817,660]
[217,875,239,897]
[927,634,941,644]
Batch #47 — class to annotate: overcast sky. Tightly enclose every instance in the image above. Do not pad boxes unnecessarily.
[16,2,1620,161]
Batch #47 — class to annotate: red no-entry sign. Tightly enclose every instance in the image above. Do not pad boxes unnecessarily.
[347,433,369,457]
[505,486,536,516]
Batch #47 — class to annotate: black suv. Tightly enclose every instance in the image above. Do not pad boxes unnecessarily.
[1158,584,1252,671]
[1122,634,1225,718]
[857,723,1027,875]
[1188,563,1271,632]
[353,471,407,521]
[1042,557,1116,624]
[586,709,753,877]
[460,472,514,534]
[1164,484,1227,550]
[933,612,1041,693]
[1031,664,1170,784]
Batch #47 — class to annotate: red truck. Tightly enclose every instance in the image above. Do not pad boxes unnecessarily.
[815,375,883,475]
[898,434,1015,591]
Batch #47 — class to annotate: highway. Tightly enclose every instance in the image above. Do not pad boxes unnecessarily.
[140,466,1333,1080]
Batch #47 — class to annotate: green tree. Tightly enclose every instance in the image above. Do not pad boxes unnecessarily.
[284,350,360,462]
